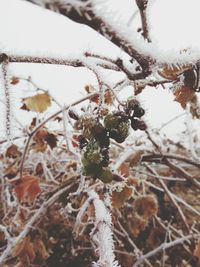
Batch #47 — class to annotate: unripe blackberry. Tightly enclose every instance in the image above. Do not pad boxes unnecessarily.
[104,113,120,129]
[101,147,109,167]
[109,129,120,141]
[98,168,113,183]
[82,141,102,176]
[109,121,129,143]
[117,121,130,141]
[91,125,110,148]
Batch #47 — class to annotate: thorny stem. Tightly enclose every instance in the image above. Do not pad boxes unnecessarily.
[1,58,12,140]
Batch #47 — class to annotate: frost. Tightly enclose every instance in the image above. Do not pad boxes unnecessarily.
[88,190,120,267]
[91,0,200,65]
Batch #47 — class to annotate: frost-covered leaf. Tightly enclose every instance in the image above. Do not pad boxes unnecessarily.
[118,162,129,177]
[189,95,200,119]
[12,236,35,262]
[32,128,57,151]
[5,144,21,158]
[21,92,51,113]
[11,174,41,203]
[194,240,200,262]
[85,85,113,105]
[45,132,58,149]
[112,185,133,208]
[158,65,192,80]
[134,195,158,219]
[174,85,195,108]
[10,76,20,85]
[128,213,148,237]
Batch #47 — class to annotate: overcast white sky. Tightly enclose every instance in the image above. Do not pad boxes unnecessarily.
[0,0,200,141]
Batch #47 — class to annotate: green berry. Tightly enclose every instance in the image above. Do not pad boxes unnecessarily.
[117,121,130,142]
[82,141,102,176]
[104,113,120,129]
[98,168,113,183]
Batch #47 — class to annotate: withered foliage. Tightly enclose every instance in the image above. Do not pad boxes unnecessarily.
[0,82,199,267]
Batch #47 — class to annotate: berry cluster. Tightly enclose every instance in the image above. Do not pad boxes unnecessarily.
[125,98,147,131]
[69,98,146,183]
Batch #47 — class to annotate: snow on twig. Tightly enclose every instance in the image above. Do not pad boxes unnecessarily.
[90,0,200,66]
[88,190,120,267]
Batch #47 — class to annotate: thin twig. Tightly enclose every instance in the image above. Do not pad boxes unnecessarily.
[145,164,190,233]
[0,183,73,264]
[132,233,200,267]
[135,0,151,42]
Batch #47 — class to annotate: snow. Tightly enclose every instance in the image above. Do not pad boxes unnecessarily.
[91,0,200,65]
[0,0,200,141]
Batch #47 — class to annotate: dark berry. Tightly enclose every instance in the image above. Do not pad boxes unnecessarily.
[131,118,147,131]
[113,111,129,122]
[138,120,147,131]
[131,118,139,130]
[101,147,109,167]
[134,107,145,118]
[78,135,88,149]
[126,99,140,113]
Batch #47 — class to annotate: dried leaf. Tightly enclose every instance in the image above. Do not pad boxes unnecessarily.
[134,195,158,219]
[33,128,48,141]
[4,163,18,179]
[158,65,192,80]
[5,144,21,158]
[21,92,51,113]
[34,239,49,260]
[104,90,113,105]
[35,162,43,175]
[194,240,200,261]
[45,132,57,149]
[174,85,195,108]
[33,128,48,152]
[85,84,113,105]
[85,84,101,104]
[112,180,134,208]
[34,139,48,152]
[118,162,130,177]
[12,237,35,262]
[10,76,20,85]
[11,174,41,203]
[190,95,200,119]
[112,186,132,208]
[128,213,148,237]
[127,150,144,167]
